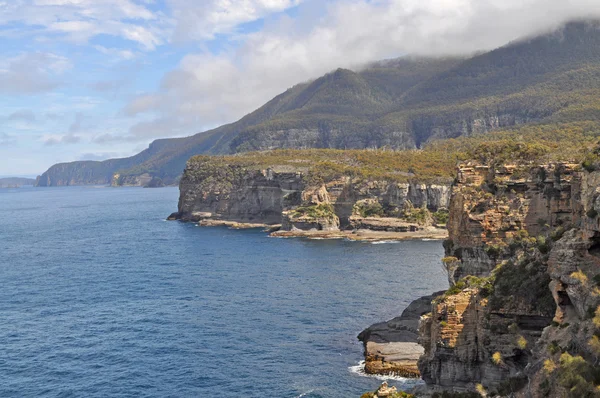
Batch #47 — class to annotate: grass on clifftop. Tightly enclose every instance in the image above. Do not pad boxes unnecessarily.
[187,119,600,185]
[188,148,457,184]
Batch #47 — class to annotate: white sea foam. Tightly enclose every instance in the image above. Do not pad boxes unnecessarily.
[296,390,315,397]
[348,361,416,382]
[370,240,401,245]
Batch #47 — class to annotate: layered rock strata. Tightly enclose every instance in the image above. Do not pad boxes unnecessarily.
[170,157,451,237]
[417,161,600,397]
[358,292,444,378]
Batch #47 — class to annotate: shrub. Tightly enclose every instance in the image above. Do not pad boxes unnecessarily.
[544,359,557,373]
[571,270,589,285]
[354,201,385,218]
[289,203,337,221]
[444,280,467,296]
[587,208,599,219]
[433,209,450,225]
[593,306,600,329]
[492,351,503,365]
[550,226,566,241]
[548,340,561,355]
[537,235,550,254]
[516,335,528,349]
[589,335,600,358]
[442,256,459,264]
[557,352,600,396]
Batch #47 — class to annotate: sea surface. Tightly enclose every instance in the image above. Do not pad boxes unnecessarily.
[0,186,448,397]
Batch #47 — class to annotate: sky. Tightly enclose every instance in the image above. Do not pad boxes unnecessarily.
[2,0,600,176]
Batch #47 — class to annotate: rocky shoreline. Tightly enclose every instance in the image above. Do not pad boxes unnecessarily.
[170,157,452,244]
[358,292,445,379]
[167,213,448,242]
[270,228,447,242]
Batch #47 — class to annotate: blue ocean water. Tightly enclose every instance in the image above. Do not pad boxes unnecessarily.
[0,186,448,397]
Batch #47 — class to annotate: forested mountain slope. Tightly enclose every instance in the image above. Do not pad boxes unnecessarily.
[36,20,600,186]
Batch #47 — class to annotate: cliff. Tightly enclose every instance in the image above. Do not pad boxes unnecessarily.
[417,160,600,397]
[169,151,452,235]
[37,21,600,186]
[358,292,444,378]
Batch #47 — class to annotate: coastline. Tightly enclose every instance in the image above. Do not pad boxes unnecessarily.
[357,292,445,379]
[270,228,448,242]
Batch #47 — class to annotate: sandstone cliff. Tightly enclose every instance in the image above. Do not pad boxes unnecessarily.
[358,292,444,378]
[170,154,451,234]
[418,161,600,397]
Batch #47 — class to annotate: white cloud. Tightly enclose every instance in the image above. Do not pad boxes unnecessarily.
[0,52,72,94]
[43,133,81,146]
[0,0,165,49]
[0,0,304,50]
[120,0,600,142]
[94,46,137,61]
[168,0,304,41]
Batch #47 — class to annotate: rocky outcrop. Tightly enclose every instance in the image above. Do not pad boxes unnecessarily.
[358,292,444,378]
[111,173,153,187]
[36,161,114,186]
[174,162,304,224]
[171,156,451,234]
[417,161,600,396]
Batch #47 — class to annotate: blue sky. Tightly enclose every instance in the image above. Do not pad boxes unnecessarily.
[1,0,599,176]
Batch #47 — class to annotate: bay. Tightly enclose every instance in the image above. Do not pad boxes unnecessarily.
[0,186,448,397]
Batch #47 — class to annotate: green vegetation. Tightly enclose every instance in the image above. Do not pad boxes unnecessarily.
[490,256,554,314]
[288,204,337,222]
[188,149,457,185]
[555,352,600,397]
[353,201,385,218]
[432,209,449,225]
[400,203,432,225]
[37,22,600,186]
[441,275,495,299]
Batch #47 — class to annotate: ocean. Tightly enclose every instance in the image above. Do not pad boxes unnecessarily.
[0,186,448,397]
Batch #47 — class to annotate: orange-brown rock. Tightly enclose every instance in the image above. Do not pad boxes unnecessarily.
[418,161,600,396]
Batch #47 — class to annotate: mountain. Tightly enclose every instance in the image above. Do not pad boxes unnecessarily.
[37,20,600,186]
[0,177,36,188]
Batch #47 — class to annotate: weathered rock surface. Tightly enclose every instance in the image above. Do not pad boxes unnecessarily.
[171,157,451,235]
[358,292,444,377]
[418,161,600,397]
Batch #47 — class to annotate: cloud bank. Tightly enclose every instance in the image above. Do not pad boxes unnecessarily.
[120,0,600,141]
[3,0,600,175]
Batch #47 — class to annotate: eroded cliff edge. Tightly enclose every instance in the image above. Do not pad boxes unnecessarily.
[417,161,600,397]
[169,151,452,239]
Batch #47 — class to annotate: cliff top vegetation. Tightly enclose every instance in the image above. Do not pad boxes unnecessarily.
[186,118,600,185]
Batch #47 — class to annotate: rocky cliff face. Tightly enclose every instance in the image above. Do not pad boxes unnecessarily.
[171,157,451,232]
[358,292,444,378]
[418,162,600,396]
[36,162,114,186]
